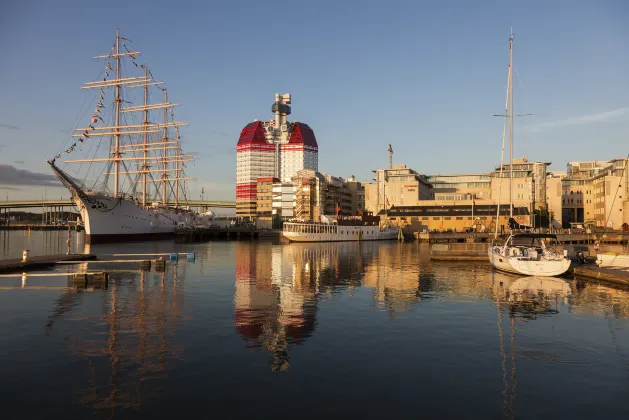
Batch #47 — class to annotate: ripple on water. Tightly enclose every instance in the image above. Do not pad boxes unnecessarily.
[520,342,598,365]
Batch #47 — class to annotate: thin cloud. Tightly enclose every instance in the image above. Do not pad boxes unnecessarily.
[0,164,61,187]
[530,107,629,132]
[0,186,19,191]
[13,160,24,164]
[0,123,20,130]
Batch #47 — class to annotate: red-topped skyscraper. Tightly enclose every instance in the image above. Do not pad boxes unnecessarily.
[236,94,318,218]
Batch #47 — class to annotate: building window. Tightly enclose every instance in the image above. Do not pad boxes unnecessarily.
[444,217,451,220]
[422,217,429,220]
[456,217,463,220]
[433,217,440,220]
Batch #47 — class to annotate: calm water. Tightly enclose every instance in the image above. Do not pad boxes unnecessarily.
[1,231,629,419]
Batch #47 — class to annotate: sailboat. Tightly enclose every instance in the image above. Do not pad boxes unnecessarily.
[487,31,570,277]
[48,29,204,243]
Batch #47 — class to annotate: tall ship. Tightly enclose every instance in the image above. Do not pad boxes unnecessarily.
[48,29,208,243]
[487,31,570,277]
[282,214,399,242]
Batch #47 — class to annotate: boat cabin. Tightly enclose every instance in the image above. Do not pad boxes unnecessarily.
[501,233,560,258]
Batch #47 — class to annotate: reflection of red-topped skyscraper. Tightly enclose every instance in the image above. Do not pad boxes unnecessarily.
[236,93,318,218]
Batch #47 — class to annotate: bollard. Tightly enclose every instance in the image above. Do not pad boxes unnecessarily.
[72,273,88,288]
[92,272,109,288]
[22,249,30,263]
[155,259,166,272]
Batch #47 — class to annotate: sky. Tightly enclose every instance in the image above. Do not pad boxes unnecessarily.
[1,0,628,202]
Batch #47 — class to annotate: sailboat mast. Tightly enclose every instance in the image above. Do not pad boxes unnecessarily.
[162,89,168,205]
[142,63,149,206]
[508,30,514,219]
[113,28,122,197]
[175,126,180,207]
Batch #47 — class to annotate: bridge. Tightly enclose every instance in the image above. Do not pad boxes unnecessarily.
[0,199,236,209]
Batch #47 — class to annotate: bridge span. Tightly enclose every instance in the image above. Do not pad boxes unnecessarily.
[0,199,236,210]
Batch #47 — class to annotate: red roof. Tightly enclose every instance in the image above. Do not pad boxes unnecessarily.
[237,121,267,145]
[288,122,318,148]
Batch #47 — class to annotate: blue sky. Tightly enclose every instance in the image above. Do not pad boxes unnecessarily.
[1,0,628,201]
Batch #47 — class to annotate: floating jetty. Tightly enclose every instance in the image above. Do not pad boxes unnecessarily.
[569,265,629,286]
[0,253,96,274]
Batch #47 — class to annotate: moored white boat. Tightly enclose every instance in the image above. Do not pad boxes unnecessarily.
[488,233,571,277]
[596,251,629,268]
[282,215,398,242]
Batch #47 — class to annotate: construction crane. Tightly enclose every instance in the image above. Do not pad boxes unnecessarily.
[388,144,393,169]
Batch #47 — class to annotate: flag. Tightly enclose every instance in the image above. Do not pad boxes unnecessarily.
[106,64,113,71]
[335,203,340,214]
[93,118,98,123]
[472,194,475,205]
[88,124,95,130]
[386,197,390,207]
[269,119,276,127]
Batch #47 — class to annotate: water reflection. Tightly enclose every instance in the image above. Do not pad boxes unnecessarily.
[46,264,185,413]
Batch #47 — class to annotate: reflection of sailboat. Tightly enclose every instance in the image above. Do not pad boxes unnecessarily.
[509,276,571,297]
[507,276,571,316]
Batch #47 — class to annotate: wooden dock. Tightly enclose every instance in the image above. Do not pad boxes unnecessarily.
[0,254,96,273]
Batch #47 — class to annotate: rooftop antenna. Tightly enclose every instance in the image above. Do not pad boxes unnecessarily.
[388,144,393,169]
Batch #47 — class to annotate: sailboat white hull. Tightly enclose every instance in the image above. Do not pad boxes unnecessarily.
[596,252,629,268]
[488,247,571,277]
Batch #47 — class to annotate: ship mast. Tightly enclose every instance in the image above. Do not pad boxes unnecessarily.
[142,63,149,206]
[175,126,180,206]
[64,30,195,199]
[114,28,122,197]
[162,88,168,205]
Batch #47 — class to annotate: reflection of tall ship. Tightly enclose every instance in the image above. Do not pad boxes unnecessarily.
[46,265,185,412]
[283,214,398,242]
[48,29,206,243]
